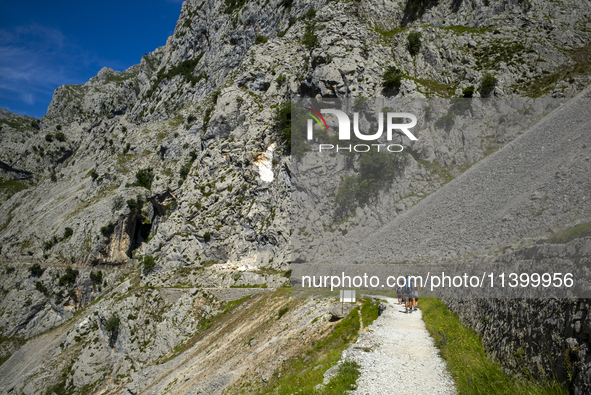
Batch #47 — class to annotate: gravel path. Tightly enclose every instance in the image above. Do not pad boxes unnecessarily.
[344,297,456,395]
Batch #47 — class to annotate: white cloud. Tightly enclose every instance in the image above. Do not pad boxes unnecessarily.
[20,93,34,104]
[0,24,112,111]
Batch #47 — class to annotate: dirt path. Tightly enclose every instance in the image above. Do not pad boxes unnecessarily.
[344,297,456,395]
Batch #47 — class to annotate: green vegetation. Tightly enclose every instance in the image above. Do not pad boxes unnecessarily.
[112,196,124,211]
[35,281,49,296]
[322,361,361,394]
[127,198,138,210]
[275,74,287,85]
[63,227,73,239]
[480,73,498,97]
[0,177,29,200]
[544,222,591,244]
[274,101,308,158]
[55,132,66,142]
[203,231,211,241]
[474,41,535,71]
[278,17,297,37]
[359,298,380,325]
[146,53,206,98]
[180,162,191,180]
[301,22,318,50]
[277,307,289,319]
[519,43,591,97]
[463,86,475,98]
[100,224,114,236]
[450,97,471,115]
[90,169,99,181]
[435,111,456,131]
[223,0,248,14]
[43,235,59,250]
[304,8,316,19]
[29,263,44,277]
[90,270,103,285]
[254,35,268,45]
[334,149,408,219]
[256,298,380,394]
[45,379,68,395]
[274,101,292,147]
[374,26,407,38]
[105,313,120,333]
[132,168,154,189]
[45,134,53,142]
[103,69,139,83]
[407,31,422,56]
[420,298,567,395]
[142,255,156,274]
[59,267,79,287]
[381,66,403,91]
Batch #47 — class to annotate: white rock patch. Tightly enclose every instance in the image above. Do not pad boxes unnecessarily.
[254,143,276,183]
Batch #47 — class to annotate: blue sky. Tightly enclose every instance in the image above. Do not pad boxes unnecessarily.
[0,0,184,118]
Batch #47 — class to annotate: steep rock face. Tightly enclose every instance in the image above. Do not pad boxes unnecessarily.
[1,0,589,267]
[0,0,590,393]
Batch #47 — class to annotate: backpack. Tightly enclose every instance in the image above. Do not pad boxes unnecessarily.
[405,279,413,293]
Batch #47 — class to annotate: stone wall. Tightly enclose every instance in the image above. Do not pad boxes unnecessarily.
[444,238,591,395]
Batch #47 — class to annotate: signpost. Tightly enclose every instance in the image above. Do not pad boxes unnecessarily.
[340,290,356,314]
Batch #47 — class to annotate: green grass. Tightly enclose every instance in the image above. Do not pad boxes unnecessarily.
[544,222,591,244]
[0,354,11,367]
[409,76,456,97]
[518,43,591,97]
[474,41,535,71]
[145,53,206,98]
[321,360,361,394]
[374,26,407,38]
[420,298,567,395]
[104,70,138,83]
[442,25,490,35]
[230,284,267,288]
[0,117,32,131]
[255,298,379,394]
[417,160,454,184]
[0,177,29,198]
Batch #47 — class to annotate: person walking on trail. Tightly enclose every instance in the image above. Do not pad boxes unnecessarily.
[413,280,420,311]
[396,284,403,304]
[404,275,414,314]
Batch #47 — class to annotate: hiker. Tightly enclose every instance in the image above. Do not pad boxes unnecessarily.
[413,280,420,311]
[404,275,414,314]
[396,283,403,304]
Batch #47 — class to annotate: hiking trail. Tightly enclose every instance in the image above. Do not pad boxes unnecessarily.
[344,297,456,395]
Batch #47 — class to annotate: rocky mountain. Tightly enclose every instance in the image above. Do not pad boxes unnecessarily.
[0,0,590,393]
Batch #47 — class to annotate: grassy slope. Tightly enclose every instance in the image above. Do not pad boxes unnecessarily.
[251,298,380,395]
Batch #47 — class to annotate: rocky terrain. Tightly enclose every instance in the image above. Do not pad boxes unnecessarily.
[0,0,590,393]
